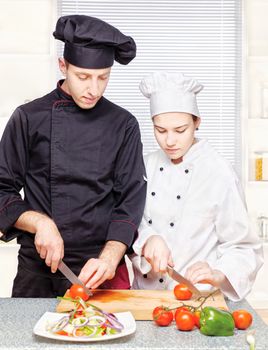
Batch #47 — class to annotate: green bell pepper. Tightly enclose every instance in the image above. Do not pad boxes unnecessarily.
[200,306,235,336]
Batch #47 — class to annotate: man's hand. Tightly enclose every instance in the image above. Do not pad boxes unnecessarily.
[78,257,116,290]
[184,261,226,287]
[142,235,174,273]
[15,211,64,273]
[34,216,64,273]
[78,240,126,289]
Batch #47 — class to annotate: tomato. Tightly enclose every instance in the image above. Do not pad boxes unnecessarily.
[152,306,173,327]
[175,309,195,331]
[193,310,201,328]
[174,306,190,319]
[173,284,193,300]
[69,284,89,301]
[56,330,69,336]
[232,309,253,330]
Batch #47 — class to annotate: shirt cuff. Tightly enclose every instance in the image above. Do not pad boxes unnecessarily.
[0,200,31,233]
[106,220,137,248]
[130,254,152,274]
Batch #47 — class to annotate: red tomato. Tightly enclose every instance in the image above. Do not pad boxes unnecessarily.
[152,306,173,327]
[173,284,193,300]
[56,330,69,336]
[69,284,89,301]
[175,309,195,331]
[232,309,253,330]
[174,306,190,319]
[193,310,201,328]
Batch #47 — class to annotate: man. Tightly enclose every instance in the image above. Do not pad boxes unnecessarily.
[0,15,146,297]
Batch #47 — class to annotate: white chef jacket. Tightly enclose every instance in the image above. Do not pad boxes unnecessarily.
[131,139,263,301]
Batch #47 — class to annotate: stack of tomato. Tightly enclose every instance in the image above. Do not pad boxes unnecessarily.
[152,283,253,334]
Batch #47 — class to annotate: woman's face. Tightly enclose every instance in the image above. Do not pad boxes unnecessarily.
[153,112,200,162]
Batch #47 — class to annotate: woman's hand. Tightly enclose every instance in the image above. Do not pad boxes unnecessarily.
[184,261,226,287]
[142,235,174,273]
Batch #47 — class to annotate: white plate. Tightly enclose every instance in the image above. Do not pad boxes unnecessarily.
[33,311,136,342]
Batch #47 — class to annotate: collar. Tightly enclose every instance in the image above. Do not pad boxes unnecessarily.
[56,80,74,101]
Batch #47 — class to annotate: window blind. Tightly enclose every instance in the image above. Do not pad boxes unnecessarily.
[57,0,242,173]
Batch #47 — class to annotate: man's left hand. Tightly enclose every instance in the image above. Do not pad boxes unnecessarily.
[78,257,116,289]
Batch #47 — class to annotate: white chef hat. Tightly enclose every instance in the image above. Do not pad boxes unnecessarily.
[139,71,203,118]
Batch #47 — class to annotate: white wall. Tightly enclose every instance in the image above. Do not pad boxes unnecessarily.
[0,0,58,296]
[0,0,58,135]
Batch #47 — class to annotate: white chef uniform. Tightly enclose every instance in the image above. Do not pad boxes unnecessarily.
[131,139,263,301]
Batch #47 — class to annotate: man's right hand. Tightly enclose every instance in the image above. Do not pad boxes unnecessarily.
[15,211,64,273]
[142,235,174,273]
[34,216,64,273]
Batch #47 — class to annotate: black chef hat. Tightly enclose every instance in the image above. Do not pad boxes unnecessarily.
[53,15,136,69]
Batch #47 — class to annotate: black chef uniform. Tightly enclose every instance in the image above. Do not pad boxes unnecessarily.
[0,15,146,297]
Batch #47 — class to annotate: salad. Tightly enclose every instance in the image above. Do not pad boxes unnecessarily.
[46,297,124,338]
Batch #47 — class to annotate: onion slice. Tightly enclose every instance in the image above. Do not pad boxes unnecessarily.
[50,316,70,333]
[72,326,97,338]
[71,317,89,327]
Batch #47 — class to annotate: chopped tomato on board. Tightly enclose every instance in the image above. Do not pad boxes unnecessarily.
[69,284,89,301]
[173,283,193,300]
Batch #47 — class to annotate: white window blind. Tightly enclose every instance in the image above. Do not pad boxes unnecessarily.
[57,0,242,173]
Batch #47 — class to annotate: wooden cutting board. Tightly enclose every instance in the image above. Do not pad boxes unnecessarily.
[56,289,228,320]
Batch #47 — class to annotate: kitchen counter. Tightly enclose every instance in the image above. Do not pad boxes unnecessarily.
[0,298,267,350]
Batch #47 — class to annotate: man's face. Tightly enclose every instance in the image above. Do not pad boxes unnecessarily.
[153,112,200,161]
[59,59,111,109]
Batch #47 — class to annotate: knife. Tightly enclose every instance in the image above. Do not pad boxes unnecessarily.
[166,265,202,297]
[58,260,93,297]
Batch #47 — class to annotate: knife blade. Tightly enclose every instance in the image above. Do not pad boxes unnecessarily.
[58,260,93,297]
[167,265,202,297]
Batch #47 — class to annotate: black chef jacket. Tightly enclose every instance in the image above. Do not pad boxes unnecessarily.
[0,81,146,278]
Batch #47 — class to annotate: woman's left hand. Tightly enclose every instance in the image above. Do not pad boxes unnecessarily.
[184,261,226,287]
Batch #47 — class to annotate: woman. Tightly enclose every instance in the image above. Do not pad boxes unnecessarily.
[131,71,263,301]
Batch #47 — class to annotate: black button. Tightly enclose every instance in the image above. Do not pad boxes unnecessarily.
[151,192,156,196]
[170,222,174,227]
[148,219,152,224]
[185,169,189,174]
[177,195,181,199]
[159,278,164,283]
[143,274,147,279]
[160,167,164,171]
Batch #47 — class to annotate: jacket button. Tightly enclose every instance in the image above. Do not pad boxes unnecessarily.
[185,169,189,174]
[143,274,147,278]
[148,219,152,224]
[151,192,156,196]
[177,195,181,199]
[170,222,174,227]
[159,278,164,283]
[160,167,164,171]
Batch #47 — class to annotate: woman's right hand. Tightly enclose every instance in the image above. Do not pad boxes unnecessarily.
[142,235,174,273]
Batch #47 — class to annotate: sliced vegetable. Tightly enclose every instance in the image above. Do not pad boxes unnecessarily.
[173,284,193,300]
[47,298,124,338]
[69,284,89,301]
